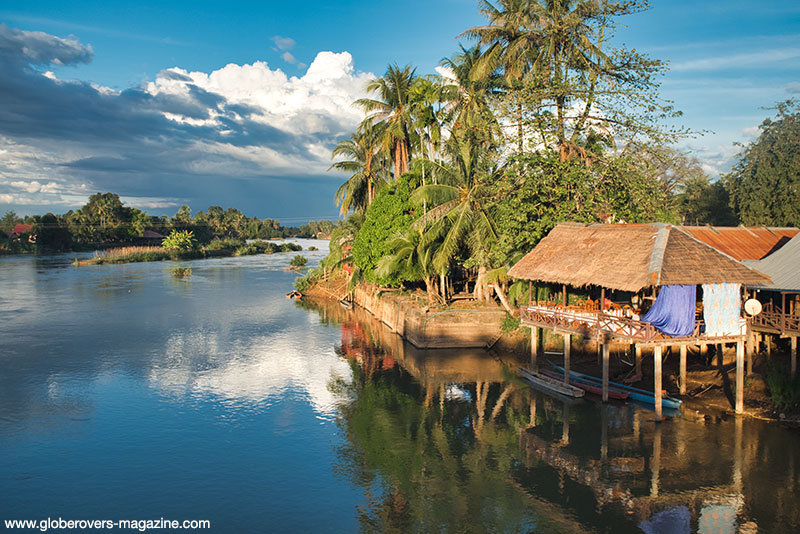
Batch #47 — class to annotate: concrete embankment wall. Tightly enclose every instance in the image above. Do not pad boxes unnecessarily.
[352,285,508,349]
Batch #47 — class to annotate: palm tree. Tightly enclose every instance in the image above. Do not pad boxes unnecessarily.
[330,122,389,215]
[356,65,418,179]
[411,133,499,302]
[440,45,502,151]
[461,0,542,153]
[464,1,632,160]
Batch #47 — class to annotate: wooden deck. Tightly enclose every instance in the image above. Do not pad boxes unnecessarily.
[751,301,800,336]
[520,304,747,344]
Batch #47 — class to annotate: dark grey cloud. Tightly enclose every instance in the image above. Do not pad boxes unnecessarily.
[0,23,92,66]
[0,26,368,218]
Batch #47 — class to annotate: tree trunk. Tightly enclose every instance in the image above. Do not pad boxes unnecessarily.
[425,276,436,306]
[492,284,515,315]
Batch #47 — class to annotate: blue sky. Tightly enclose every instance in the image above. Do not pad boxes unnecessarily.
[0,0,798,221]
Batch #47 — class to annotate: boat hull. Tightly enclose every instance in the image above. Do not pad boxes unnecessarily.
[548,363,682,410]
[540,370,629,400]
[517,368,586,398]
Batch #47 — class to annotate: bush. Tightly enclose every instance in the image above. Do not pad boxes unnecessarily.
[281,242,302,252]
[500,313,521,333]
[290,255,308,267]
[294,270,318,292]
[766,360,800,413]
[162,230,198,252]
[352,179,419,286]
[171,266,192,277]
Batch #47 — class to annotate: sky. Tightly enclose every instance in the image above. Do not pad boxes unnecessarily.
[0,0,798,222]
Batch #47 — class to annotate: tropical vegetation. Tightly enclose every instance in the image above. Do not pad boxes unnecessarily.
[312,0,789,307]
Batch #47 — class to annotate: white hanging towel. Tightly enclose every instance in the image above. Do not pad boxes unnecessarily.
[702,283,741,336]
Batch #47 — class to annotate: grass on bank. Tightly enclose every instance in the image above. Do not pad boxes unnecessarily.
[766,361,800,413]
[75,240,304,266]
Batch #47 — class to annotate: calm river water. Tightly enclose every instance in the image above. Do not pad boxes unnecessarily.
[1,241,799,533]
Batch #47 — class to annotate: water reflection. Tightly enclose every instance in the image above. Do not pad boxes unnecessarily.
[305,298,800,533]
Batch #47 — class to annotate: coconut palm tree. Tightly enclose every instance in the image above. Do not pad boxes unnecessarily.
[330,122,390,215]
[411,133,499,302]
[440,45,503,151]
[356,65,418,179]
[461,0,542,153]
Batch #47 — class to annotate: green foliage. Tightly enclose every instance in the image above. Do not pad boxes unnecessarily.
[677,175,736,225]
[290,255,308,267]
[490,153,597,263]
[171,266,192,277]
[352,180,420,285]
[162,230,198,252]
[294,271,318,292]
[280,242,302,252]
[725,100,800,226]
[34,213,73,251]
[500,312,520,333]
[766,360,800,413]
[0,210,23,233]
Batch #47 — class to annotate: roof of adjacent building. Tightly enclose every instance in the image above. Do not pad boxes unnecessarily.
[142,230,165,239]
[11,224,33,234]
[507,223,771,292]
[680,225,799,261]
[743,233,800,291]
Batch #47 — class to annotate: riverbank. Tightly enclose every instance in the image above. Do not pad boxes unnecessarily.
[305,276,799,424]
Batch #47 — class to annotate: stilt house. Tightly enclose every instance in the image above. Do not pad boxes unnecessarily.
[508,222,770,416]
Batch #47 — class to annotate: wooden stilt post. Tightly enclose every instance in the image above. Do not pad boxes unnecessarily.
[602,341,610,402]
[562,284,567,306]
[635,344,642,376]
[746,331,755,372]
[654,345,663,420]
[766,336,772,357]
[791,336,797,379]
[530,327,539,372]
[563,333,571,385]
[650,424,662,497]
[600,404,608,462]
[736,340,745,414]
[679,344,687,396]
[528,281,533,304]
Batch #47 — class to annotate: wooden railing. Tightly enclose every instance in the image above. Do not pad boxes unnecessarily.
[752,302,800,335]
[521,305,742,343]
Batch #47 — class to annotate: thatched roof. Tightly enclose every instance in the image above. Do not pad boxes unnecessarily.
[743,233,800,291]
[507,223,771,292]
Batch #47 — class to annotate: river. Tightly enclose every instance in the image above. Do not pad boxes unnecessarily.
[1,242,798,533]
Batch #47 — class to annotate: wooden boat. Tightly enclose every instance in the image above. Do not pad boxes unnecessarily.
[540,369,629,400]
[339,299,353,310]
[517,367,585,398]
[548,362,682,410]
[285,290,302,301]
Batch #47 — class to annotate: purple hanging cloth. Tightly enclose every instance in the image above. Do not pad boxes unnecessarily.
[641,285,696,337]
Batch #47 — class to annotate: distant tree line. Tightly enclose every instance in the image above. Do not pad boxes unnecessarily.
[0,192,335,252]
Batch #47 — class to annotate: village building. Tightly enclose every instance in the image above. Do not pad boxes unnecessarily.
[508,222,771,417]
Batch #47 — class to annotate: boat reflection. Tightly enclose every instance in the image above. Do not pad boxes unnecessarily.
[303,297,800,533]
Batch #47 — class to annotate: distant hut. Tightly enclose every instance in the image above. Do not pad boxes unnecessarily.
[743,233,800,374]
[138,229,165,246]
[9,224,34,242]
[508,222,770,416]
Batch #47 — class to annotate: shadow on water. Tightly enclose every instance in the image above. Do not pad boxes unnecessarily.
[303,298,800,534]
